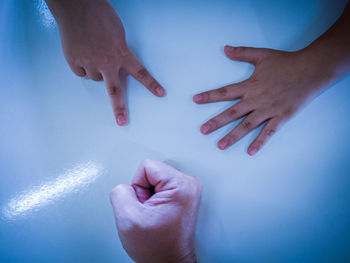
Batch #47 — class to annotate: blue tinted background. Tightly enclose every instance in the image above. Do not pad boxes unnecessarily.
[1,0,350,262]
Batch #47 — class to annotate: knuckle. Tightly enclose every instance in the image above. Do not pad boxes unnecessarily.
[114,106,126,113]
[169,176,191,198]
[231,133,240,142]
[226,134,237,145]
[207,119,218,130]
[229,136,237,144]
[228,107,237,116]
[75,72,85,77]
[109,184,127,202]
[74,70,86,77]
[141,158,154,168]
[255,140,264,149]
[136,67,149,79]
[108,86,122,96]
[242,120,252,130]
[201,92,210,101]
[235,46,246,54]
[169,187,183,200]
[148,80,158,91]
[217,87,227,96]
[114,109,126,120]
[266,129,276,136]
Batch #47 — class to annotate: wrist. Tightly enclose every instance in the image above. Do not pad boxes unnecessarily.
[295,47,336,93]
[297,26,350,87]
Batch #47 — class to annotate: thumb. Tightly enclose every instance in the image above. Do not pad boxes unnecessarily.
[110,184,141,220]
[224,45,265,64]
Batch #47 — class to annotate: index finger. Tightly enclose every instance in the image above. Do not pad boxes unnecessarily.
[193,81,246,104]
[123,54,165,97]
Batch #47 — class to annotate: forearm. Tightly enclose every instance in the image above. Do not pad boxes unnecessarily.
[299,2,350,86]
[44,0,109,25]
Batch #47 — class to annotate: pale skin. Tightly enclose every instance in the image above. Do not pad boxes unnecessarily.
[110,159,202,263]
[194,2,350,155]
[44,0,165,126]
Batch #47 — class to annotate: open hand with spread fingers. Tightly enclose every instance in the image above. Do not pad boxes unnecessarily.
[193,46,328,155]
[193,41,348,155]
[193,3,350,155]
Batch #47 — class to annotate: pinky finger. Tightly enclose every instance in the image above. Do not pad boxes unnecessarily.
[247,118,281,156]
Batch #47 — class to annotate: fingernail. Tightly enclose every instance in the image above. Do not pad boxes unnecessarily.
[200,124,210,134]
[156,86,164,96]
[248,147,257,156]
[193,94,202,103]
[218,140,228,150]
[117,115,126,125]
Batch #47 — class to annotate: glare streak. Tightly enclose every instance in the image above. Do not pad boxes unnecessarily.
[36,0,55,28]
[2,161,102,220]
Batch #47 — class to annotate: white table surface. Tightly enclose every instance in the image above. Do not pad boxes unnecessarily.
[1,0,350,262]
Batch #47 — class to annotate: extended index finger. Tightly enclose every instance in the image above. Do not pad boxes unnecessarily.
[123,54,165,97]
[193,82,246,104]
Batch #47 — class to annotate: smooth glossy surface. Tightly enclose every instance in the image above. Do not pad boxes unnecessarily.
[1,0,350,262]
[2,161,102,220]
